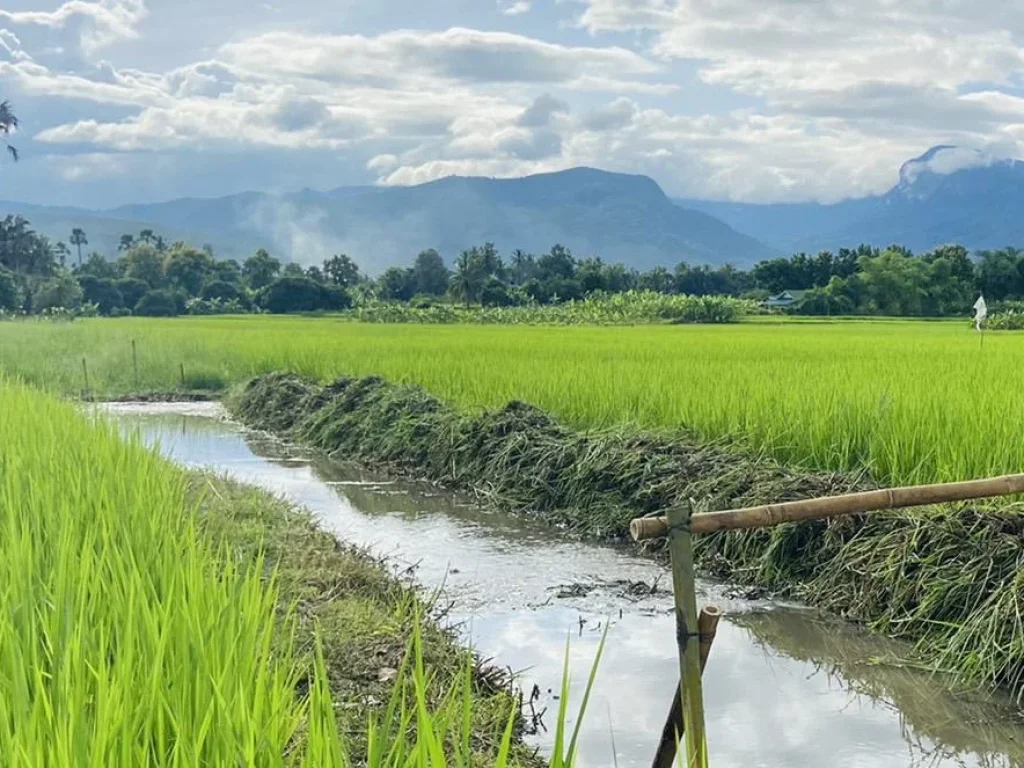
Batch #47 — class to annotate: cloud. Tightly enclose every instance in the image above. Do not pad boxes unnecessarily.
[517,93,569,127]
[0,0,147,57]
[502,1,532,15]
[578,0,1024,98]
[220,27,660,86]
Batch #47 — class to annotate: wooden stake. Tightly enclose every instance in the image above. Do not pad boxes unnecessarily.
[179,362,186,390]
[667,503,709,768]
[81,357,91,401]
[630,472,1024,541]
[652,606,722,768]
[132,339,139,391]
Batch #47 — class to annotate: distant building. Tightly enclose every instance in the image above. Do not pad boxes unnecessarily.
[764,290,807,309]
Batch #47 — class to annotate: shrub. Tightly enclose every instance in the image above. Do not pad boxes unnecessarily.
[134,290,179,317]
[258,277,351,314]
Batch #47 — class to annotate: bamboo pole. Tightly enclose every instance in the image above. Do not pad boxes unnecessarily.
[81,357,91,401]
[652,606,722,768]
[667,504,709,768]
[132,339,139,391]
[630,473,1024,541]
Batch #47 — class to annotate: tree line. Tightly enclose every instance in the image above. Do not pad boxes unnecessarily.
[0,214,1018,318]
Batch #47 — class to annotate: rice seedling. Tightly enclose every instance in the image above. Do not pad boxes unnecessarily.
[0,378,598,765]
[1,316,1021,485]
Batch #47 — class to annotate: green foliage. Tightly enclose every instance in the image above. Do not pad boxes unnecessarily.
[243,248,281,290]
[134,289,179,317]
[163,245,213,295]
[353,291,750,325]
[78,275,124,315]
[0,266,23,311]
[120,243,164,287]
[258,276,351,314]
[31,269,83,312]
[0,215,56,276]
[412,249,449,296]
[322,254,362,289]
[376,267,417,302]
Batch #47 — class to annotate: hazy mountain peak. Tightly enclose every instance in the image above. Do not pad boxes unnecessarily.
[896,145,1013,198]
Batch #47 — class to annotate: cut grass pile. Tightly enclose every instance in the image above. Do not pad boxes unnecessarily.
[230,372,1024,701]
[0,316,1020,485]
[0,379,542,765]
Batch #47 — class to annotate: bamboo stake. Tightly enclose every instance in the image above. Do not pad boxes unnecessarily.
[81,357,91,401]
[630,473,1024,541]
[667,503,709,768]
[179,362,186,390]
[652,606,722,768]
[132,339,139,391]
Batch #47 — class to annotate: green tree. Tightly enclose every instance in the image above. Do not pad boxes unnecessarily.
[119,244,164,287]
[118,234,135,252]
[32,269,84,312]
[412,249,449,296]
[977,248,1021,301]
[0,100,17,163]
[449,249,487,305]
[0,216,56,276]
[536,244,574,281]
[77,252,119,280]
[0,266,23,310]
[69,228,88,267]
[855,248,928,315]
[163,245,212,296]
[376,267,417,301]
[322,254,361,288]
[134,289,179,317]
[114,277,149,309]
[258,277,350,313]
[281,263,306,278]
[78,276,124,315]
[54,241,70,267]
[243,249,281,290]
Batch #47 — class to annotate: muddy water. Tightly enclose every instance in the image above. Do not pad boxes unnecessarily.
[106,402,1024,768]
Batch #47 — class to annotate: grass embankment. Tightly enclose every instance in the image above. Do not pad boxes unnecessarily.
[231,373,1024,701]
[0,380,536,765]
[1,317,1021,485]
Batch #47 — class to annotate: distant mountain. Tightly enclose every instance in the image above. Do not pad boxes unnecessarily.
[676,146,1024,254]
[1,168,777,273]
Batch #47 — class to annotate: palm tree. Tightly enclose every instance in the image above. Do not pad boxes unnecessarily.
[69,228,88,267]
[450,249,485,306]
[54,241,70,267]
[0,101,17,162]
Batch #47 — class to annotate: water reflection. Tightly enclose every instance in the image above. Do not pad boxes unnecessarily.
[104,403,1024,768]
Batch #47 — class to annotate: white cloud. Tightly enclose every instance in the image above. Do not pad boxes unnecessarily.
[219,27,660,86]
[0,0,147,56]
[503,1,532,15]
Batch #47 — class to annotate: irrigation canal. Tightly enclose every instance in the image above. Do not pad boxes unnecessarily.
[106,402,1024,768]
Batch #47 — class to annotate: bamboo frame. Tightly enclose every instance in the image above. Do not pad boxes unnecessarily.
[652,606,722,768]
[667,504,709,768]
[630,473,1024,541]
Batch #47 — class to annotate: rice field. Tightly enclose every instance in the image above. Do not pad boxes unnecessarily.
[0,378,560,765]
[0,315,1019,484]
[0,379,340,764]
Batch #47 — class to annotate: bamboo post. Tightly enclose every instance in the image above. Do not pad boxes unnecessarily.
[652,606,722,768]
[81,357,91,401]
[630,473,1024,541]
[179,362,186,390]
[132,339,139,391]
[667,503,709,768]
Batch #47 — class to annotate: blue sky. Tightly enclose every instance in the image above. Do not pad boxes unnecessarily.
[1,0,1023,208]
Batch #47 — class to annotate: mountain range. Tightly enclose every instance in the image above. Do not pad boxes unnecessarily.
[677,146,1024,255]
[0,168,776,273]
[2,146,1022,273]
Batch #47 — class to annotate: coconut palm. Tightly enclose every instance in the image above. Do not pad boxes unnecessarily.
[0,101,18,162]
[69,228,88,267]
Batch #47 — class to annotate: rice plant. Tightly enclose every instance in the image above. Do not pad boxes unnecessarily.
[2,316,1022,485]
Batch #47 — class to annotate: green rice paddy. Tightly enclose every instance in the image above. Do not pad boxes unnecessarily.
[0,316,1017,485]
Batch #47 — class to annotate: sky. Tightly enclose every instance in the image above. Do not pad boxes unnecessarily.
[1,0,1023,208]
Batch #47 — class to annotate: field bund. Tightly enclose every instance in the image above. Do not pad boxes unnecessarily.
[232,371,1024,701]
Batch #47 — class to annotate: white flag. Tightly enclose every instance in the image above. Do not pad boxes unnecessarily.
[974,295,988,331]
